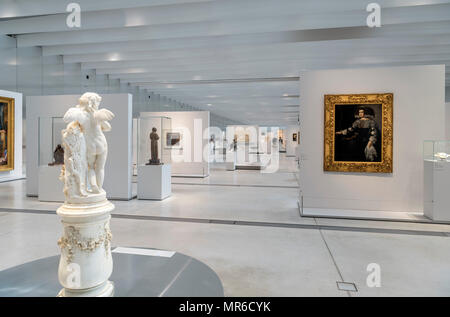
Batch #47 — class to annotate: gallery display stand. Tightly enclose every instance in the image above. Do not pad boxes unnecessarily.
[138,164,172,200]
[38,165,65,202]
[57,198,115,297]
[424,160,450,221]
[0,247,224,297]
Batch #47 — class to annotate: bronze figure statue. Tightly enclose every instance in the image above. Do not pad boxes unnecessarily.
[147,127,162,165]
[49,144,64,166]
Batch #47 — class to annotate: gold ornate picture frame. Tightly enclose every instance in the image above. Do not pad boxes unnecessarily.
[0,96,15,172]
[324,93,393,173]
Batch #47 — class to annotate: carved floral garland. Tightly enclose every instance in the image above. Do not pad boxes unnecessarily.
[58,223,112,263]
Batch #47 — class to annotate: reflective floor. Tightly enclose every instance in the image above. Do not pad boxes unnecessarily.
[1,154,450,296]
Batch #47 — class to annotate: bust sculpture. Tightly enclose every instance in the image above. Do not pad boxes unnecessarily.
[60,92,115,203]
[147,127,161,165]
[49,144,64,166]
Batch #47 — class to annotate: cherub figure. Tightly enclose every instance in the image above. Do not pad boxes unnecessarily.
[63,93,114,195]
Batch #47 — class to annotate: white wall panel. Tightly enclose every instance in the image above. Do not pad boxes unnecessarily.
[141,111,210,177]
[26,94,133,200]
[299,65,446,214]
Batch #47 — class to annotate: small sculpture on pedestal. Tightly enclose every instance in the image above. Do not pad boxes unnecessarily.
[56,92,115,297]
[48,144,64,166]
[147,127,162,165]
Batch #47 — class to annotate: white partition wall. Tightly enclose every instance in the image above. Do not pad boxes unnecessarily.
[26,94,133,200]
[446,102,450,139]
[0,90,23,182]
[286,125,299,157]
[299,65,446,215]
[141,111,210,177]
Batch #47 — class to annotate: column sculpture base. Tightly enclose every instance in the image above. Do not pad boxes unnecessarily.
[57,197,115,297]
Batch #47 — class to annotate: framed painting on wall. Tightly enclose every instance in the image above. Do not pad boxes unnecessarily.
[324,93,393,173]
[0,96,14,172]
[165,131,182,149]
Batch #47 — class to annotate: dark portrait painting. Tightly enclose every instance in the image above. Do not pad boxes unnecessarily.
[324,94,393,173]
[334,104,382,162]
[0,97,14,171]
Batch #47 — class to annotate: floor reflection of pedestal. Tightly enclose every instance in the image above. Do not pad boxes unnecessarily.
[138,164,172,200]
[38,165,65,202]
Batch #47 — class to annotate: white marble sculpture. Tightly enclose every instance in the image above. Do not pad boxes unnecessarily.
[57,93,115,297]
[61,93,114,203]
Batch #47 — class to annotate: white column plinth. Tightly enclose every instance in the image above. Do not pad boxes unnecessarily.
[38,165,65,202]
[138,164,172,200]
[57,199,115,297]
[424,160,450,221]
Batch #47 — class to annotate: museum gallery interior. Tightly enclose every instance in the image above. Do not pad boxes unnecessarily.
[0,0,450,298]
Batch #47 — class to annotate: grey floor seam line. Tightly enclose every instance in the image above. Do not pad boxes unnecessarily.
[158,258,192,297]
[2,208,450,237]
[314,218,351,297]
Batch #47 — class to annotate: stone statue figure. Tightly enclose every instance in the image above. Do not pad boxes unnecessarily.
[60,92,114,202]
[147,127,161,165]
[56,92,115,298]
[49,144,64,166]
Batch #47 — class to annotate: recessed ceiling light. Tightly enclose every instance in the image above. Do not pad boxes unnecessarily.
[207,104,212,106]
[108,53,120,62]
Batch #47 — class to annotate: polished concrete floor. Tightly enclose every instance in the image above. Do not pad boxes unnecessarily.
[1,155,450,296]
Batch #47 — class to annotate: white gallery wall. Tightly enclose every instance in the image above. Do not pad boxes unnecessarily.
[141,111,210,177]
[26,94,133,200]
[0,90,23,182]
[299,65,446,213]
[286,125,300,157]
[446,102,450,139]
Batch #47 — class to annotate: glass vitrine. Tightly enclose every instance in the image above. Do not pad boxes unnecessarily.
[38,116,66,166]
[424,140,450,162]
[137,116,172,166]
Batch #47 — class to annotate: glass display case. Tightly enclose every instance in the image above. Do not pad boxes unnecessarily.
[38,116,66,166]
[424,140,450,162]
[137,116,172,166]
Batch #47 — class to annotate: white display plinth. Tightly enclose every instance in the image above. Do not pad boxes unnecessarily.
[138,164,172,200]
[57,199,115,297]
[38,165,65,202]
[226,151,236,171]
[424,160,450,221]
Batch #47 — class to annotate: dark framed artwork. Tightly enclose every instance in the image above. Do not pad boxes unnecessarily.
[292,133,297,142]
[324,93,393,173]
[165,131,182,148]
[0,96,14,172]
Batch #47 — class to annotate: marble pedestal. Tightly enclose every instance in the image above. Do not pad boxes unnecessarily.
[57,197,115,297]
[138,164,172,200]
[38,165,65,202]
